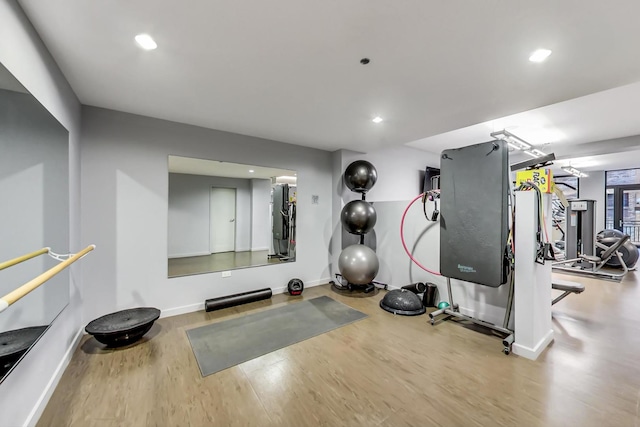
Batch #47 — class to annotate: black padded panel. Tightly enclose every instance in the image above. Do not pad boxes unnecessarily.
[439,140,509,287]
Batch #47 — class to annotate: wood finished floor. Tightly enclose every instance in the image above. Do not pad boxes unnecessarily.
[168,250,287,278]
[38,272,640,427]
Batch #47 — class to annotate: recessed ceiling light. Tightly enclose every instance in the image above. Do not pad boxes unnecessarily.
[135,34,157,50]
[249,169,255,173]
[372,116,383,124]
[529,49,552,62]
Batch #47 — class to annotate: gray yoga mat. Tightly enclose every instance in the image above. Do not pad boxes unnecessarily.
[186,295,367,376]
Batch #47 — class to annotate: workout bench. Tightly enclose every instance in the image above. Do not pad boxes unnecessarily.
[552,279,585,305]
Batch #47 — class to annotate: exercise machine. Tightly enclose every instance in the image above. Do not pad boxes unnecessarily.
[554,234,632,280]
[270,183,296,261]
[429,140,515,354]
[564,199,596,261]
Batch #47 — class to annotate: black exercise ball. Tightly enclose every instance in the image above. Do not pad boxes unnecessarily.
[596,236,639,268]
[597,229,625,239]
[287,278,304,295]
[344,160,378,193]
[340,200,377,235]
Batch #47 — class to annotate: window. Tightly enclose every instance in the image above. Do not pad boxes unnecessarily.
[605,168,640,241]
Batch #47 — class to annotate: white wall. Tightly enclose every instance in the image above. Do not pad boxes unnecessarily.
[0,1,82,426]
[168,173,252,257]
[579,171,606,232]
[80,106,333,323]
[251,179,272,251]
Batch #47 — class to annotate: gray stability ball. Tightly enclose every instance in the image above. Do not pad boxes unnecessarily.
[338,244,380,284]
[344,160,378,193]
[341,200,377,235]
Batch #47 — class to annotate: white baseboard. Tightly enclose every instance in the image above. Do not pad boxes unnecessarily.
[160,302,203,319]
[513,329,554,360]
[168,251,209,259]
[160,277,331,319]
[251,247,270,252]
[305,277,331,287]
[26,327,84,427]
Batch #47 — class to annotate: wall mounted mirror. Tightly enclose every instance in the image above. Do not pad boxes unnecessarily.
[0,63,69,383]
[168,156,297,277]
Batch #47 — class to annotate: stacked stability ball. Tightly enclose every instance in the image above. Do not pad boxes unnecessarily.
[341,200,377,235]
[344,160,378,193]
[338,244,380,284]
[339,160,379,285]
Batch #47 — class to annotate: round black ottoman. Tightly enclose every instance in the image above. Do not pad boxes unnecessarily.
[0,325,48,375]
[380,289,426,316]
[85,307,160,347]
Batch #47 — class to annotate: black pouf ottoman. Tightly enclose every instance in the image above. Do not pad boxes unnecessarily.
[0,325,48,375]
[85,307,160,347]
[379,289,426,316]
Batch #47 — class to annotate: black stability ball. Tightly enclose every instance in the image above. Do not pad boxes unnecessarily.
[596,235,639,268]
[379,289,426,316]
[287,278,304,295]
[340,200,377,235]
[344,160,378,193]
[597,229,625,239]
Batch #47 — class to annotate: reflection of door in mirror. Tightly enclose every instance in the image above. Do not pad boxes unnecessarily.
[167,155,297,278]
[210,187,236,253]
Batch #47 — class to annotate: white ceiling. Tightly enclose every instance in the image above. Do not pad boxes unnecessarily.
[168,155,295,180]
[16,0,640,170]
[410,80,640,171]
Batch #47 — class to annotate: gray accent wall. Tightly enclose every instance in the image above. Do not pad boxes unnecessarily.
[373,200,513,327]
[331,146,512,326]
[329,146,440,278]
[80,106,333,325]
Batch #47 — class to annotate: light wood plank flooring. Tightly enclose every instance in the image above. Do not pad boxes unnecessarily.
[168,251,288,278]
[38,272,640,426]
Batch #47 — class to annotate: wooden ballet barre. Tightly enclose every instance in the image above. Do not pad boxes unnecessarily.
[0,244,95,313]
[0,247,50,271]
